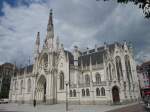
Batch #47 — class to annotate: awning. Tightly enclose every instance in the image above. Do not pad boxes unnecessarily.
[145,91,150,95]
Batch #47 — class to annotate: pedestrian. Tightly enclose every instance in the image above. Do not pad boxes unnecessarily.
[33,99,36,107]
[33,99,37,112]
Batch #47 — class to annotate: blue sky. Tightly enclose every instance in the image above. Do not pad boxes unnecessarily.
[0,0,150,65]
[0,0,30,15]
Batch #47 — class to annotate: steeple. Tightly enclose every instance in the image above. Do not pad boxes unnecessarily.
[44,9,54,50]
[34,32,40,59]
[47,9,53,29]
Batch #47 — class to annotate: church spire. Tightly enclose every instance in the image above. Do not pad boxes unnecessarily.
[44,9,54,49]
[46,9,54,38]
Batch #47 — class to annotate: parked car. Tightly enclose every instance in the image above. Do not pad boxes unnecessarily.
[0,99,9,104]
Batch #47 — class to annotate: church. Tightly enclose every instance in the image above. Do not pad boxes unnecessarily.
[9,10,140,105]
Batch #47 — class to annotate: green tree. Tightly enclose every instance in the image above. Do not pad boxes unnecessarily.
[96,0,150,18]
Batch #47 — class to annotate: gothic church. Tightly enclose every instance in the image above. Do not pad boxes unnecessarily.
[9,10,140,105]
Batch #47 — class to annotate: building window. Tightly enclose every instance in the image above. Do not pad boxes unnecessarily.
[95,73,101,84]
[143,73,145,78]
[144,81,147,86]
[96,88,100,96]
[27,79,31,92]
[43,53,48,67]
[101,87,105,96]
[125,55,133,84]
[73,89,76,97]
[109,63,112,80]
[60,72,64,90]
[70,90,72,97]
[115,56,123,81]
[85,75,90,85]
[82,89,85,96]
[20,80,23,94]
[107,63,112,80]
[15,80,17,90]
[106,63,112,80]
[86,89,90,96]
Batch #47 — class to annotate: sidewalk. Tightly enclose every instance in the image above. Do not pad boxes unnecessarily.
[0,102,139,112]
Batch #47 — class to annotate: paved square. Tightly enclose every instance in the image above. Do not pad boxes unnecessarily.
[0,103,140,112]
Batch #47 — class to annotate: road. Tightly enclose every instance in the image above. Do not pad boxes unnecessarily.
[107,103,145,112]
[0,103,146,112]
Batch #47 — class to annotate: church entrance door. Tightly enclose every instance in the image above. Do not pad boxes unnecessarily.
[37,75,47,103]
[112,86,120,104]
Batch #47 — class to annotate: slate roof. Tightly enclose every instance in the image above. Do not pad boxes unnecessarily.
[78,43,119,67]
[78,50,105,66]
[64,50,74,65]
[19,64,33,75]
[27,65,33,73]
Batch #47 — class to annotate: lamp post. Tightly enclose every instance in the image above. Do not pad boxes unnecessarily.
[65,82,69,112]
[33,73,38,108]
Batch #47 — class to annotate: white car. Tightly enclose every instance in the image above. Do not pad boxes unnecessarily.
[0,99,9,104]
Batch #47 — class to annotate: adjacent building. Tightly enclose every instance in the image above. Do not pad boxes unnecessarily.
[9,10,140,105]
[0,63,15,99]
[137,61,150,97]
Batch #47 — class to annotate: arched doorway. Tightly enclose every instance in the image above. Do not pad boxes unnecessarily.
[36,75,47,103]
[112,86,120,104]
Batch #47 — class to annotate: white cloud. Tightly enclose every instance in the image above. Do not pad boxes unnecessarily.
[0,0,150,65]
[0,2,49,64]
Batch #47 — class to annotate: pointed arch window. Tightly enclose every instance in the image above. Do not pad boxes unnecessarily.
[73,89,76,97]
[115,56,123,81]
[85,75,90,85]
[15,80,17,90]
[107,63,112,80]
[101,87,105,96]
[82,89,85,96]
[27,79,31,92]
[20,80,23,94]
[96,88,100,96]
[86,88,90,96]
[125,55,132,84]
[41,53,48,68]
[95,73,101,84]
[60,72,64,90]
[109,63,112,80]
[106,67,109,80]
[70,90,72,97]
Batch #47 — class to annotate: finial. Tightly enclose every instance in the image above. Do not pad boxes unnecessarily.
[50,9,53,15]
[35,32,40,46]
[61,43,64,50]
[104,42,107,50]
[123,40,127,45]
[37,32,40,37]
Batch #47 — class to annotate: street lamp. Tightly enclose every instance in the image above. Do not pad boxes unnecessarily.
[65,81,69,112]
[33,73,38,108]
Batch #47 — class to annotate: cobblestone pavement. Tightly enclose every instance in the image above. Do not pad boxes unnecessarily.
[106,103,145,112]
[0,102,143,112]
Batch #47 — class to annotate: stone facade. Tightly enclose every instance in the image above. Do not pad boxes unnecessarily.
[9,10,140,105]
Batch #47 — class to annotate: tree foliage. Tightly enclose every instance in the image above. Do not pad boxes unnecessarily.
[96,0,150,18]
